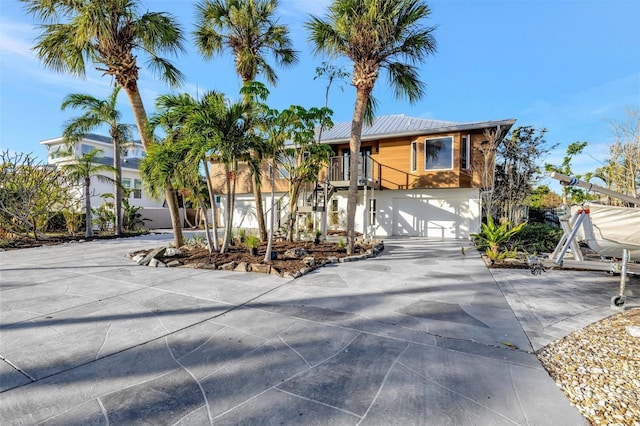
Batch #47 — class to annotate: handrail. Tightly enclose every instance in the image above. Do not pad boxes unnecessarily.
[327,155,419,190]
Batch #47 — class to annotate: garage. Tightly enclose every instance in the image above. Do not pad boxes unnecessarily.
[391,193,478,239]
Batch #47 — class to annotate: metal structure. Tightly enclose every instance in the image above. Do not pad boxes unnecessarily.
[543,172,639,308]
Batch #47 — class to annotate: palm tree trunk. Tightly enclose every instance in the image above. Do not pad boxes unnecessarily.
[196,195,214,254]
[113,134,123,236]
[264,161,276,262]
[221,166,233,253]
[346,89,369,255]
[84,177,93,238]
[165,182,184,248]
[252,177,267,241]
[123,84,151,150]
[202,159,219,251]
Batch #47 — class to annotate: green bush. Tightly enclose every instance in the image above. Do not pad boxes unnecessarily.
[512,223,562,253]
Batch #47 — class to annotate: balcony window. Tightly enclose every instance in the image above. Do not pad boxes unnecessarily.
[424,136,453,170]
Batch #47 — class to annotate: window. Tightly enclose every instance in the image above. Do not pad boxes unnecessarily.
[369,198,377,225]
[81,144,93,155]
[133,179,142,199]
[461,134,470,170]
[410,141,417,172]
[424,137,453,170]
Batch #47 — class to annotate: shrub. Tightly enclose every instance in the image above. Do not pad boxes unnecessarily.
[512,223,563,253]
[471,215,526,260]
[245,234,259,249]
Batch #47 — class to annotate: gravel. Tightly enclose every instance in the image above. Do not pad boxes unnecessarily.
[537,308,640,425]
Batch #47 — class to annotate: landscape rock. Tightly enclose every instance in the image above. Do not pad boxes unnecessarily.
[234,262,249,272]
[219,261,236,271]
[327,256,339,264]
[250,263,271,274]
[139,247,166,266]
[302,256,315,267]
[164,248,182,257]
[166,260,182,267]
[148,258,166,268]
[283,247,307,259]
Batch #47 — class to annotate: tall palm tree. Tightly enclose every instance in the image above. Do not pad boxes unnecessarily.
[194,0,298,241]
[61,87,132,236]
[306,0,437,254]
[139,138,190,248]
[153,91,228,252]
[61,148,116,238]
[23,0,186,246]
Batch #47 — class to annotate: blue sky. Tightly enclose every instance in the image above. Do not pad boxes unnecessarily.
[1,0,639,190]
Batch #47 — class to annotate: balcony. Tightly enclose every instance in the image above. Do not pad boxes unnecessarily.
[328,155,381,189]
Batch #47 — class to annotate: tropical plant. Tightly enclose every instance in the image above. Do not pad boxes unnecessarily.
[0,151,76,240]
[194,0,299,241]
[23,0,185,150]
[122,195,147,232]
[61,87,133,236]
[24,0,186,244]
[306,0,437,254]
[471,215,526,261]
[245,234,259,249]
[61,148,116,238]
[93,194,115,232]
[62,209,83,234]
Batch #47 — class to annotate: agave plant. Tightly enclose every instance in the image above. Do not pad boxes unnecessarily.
[471,215,526,260]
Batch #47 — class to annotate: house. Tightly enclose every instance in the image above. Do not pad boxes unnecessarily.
[212,114,516,239]
[41,133,175,228]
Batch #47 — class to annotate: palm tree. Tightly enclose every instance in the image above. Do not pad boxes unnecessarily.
[139,138,190,248]
[306,0,437,254]
[194,0,298,241]
[61,87,132,236]
[23,0,186,246]
[153,91,228,253]
[61,148,116,238]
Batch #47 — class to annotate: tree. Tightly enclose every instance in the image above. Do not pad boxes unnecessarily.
[595,108,640,205]
[493,126,555,224]
[23,0,186,246]
[194,0,299,241]
[61,148,116,238]
[472,127,508,218]
[544,141,591,204]
[528,185,562,209]
[0,151,76,240]
[61,87,133,236]
[138,138,190,247]
[306,0,437,254]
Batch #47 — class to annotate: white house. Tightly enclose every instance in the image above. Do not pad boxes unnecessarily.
[41,133,177,228]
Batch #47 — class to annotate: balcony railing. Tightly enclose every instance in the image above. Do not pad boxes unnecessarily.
[328,155,419,190]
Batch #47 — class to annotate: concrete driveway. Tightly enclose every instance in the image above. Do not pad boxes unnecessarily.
[2,234,634,425]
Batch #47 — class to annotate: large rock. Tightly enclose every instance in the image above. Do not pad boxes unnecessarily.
[302,256,316,267]
[234,262,249,272]
[283,247,308,259]
[251,263,271,274]
[138,247,166,266]
[219,261,236,271]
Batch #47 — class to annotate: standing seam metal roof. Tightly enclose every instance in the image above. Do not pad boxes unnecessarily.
[319,114,515,143]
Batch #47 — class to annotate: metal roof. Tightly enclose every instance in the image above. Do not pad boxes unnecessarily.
[41,133,143,147]
[319,114,516,144]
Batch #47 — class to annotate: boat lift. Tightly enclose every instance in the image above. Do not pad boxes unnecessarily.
[540,172,639,308]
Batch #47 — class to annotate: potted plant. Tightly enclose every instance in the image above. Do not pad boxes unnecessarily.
[313,229,322,244]
[238,228,246,243]
[245,234,259,256]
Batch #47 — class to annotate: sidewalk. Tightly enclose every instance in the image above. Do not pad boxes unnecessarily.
[2,235,630,424]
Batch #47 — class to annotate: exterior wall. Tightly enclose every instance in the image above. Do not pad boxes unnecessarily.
[41,136,164,216]
[217,192,289,232]
[330,187,480,239]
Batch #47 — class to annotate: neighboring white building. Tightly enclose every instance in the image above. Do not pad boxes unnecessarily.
[40,133,178,228]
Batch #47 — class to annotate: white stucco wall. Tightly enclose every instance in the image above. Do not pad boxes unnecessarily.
[218,188,480,240]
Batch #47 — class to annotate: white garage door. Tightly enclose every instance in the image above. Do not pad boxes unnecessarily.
[392,197,469,238]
